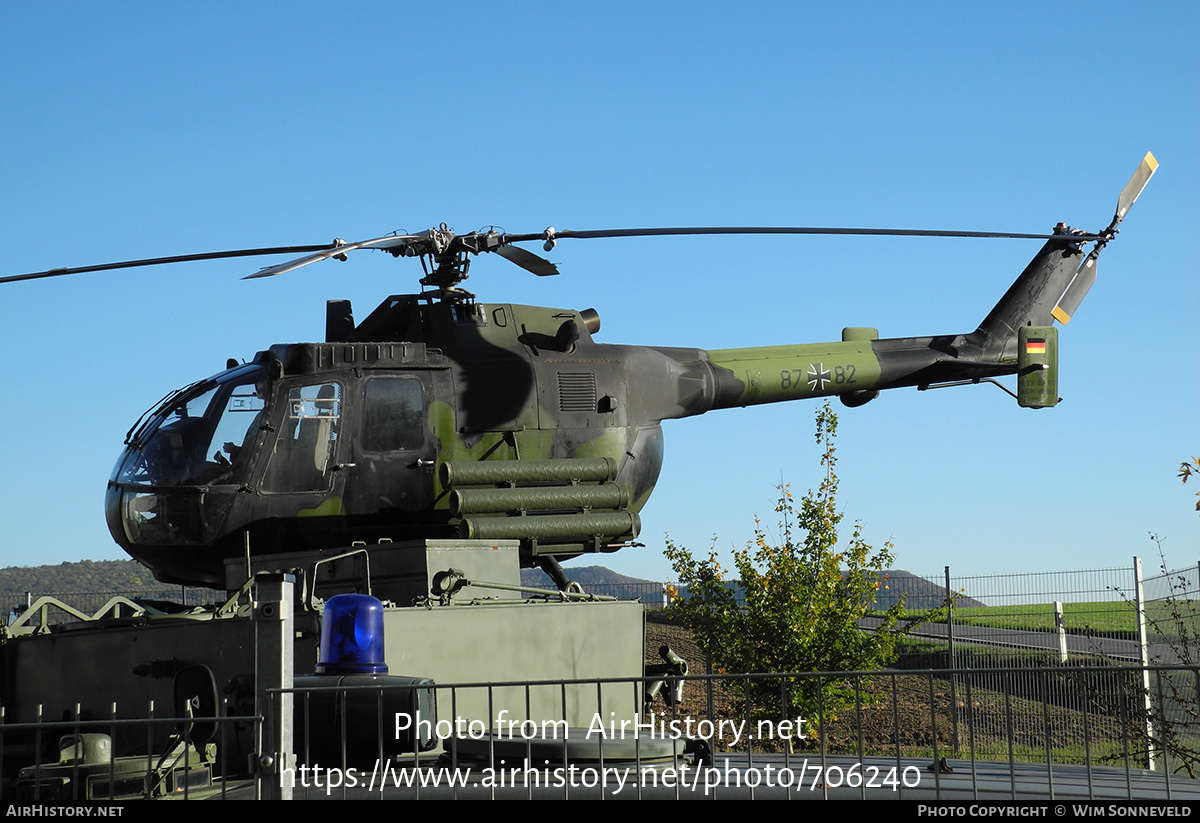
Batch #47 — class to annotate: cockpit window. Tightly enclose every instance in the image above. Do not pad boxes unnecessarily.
[363,377,424,452]
[115,371,267,487]
[260,382,342,493]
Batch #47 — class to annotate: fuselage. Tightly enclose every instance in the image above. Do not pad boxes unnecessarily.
[109,233,1080,588]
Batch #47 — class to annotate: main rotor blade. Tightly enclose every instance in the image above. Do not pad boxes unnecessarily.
[494,243,559,276]
[520,226,1103,244]
[0,244,335,285]
[243,234,422,279]
[1114,151,1158,225]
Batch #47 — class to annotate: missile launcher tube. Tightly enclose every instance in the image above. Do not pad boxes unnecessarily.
[460,512,641,541]
[449,484,630,517]
[441,457,618,488]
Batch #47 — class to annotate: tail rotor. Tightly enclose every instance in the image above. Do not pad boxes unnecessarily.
[1052,152,1158,325]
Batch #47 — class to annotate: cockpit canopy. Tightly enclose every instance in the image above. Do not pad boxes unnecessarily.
[114,365,271,489]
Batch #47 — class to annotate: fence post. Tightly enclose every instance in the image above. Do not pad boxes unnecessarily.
[1133,556,1156,770]
[945,565,959,752]
[1054,601,1067,663]
[254,573,295,800]
[944,566,955,665]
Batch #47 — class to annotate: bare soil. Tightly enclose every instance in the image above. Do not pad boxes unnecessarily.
[645,620,1127,759]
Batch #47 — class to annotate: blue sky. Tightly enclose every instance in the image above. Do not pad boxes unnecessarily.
[1,2,1196,585]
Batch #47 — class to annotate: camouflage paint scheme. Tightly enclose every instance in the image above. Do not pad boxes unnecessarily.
[105,230,1087,587]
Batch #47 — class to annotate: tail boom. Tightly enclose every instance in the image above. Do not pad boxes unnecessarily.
[697,232,1092,411]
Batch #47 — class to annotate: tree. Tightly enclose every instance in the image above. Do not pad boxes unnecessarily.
[1093,464,1200,776]
[1180,458,1200,511]
[1094,534,1200,776]
[664,401,944,735]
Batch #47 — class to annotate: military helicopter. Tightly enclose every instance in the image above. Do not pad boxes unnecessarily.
[3,154,1158,592]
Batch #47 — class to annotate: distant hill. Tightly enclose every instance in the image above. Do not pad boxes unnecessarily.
[0,560,984,609]
[874,570,985,610]
[0,559,165,596]
[520,565,654,588]
[521,566,984,609]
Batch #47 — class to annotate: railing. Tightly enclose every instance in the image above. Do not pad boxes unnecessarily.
[254,664,1200,800]
[6,562,1200,800]
[6,665,1200,800]
[618,563,1200,668]
[0,587,229,629]
[0,707,259,801]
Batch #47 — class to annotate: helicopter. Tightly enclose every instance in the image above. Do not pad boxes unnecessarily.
[3,154,1158,592]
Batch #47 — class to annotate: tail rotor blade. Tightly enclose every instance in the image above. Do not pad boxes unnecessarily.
[1114,152,1159,225]
[1051,254,1098,325]
[1050,152,1158,325]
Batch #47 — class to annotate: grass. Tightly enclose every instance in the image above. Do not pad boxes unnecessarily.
[950,602,1138,638]
[893,600,1200,641]
[892,595,1200,644]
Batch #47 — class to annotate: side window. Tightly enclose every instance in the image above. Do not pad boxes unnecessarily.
[262,382,342,493]
[363,377,424,452]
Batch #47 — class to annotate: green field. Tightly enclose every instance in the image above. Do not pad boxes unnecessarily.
[951,602,1137,638]
[899,599,1200,643]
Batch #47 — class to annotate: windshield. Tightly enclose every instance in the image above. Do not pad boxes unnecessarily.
[115,369,268,487]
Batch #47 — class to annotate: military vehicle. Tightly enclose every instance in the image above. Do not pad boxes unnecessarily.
[0,153,1156,798]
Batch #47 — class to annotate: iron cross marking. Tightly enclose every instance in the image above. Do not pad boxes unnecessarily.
[806,363,831,391]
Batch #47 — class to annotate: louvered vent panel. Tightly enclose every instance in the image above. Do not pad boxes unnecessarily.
[558,372,596,412]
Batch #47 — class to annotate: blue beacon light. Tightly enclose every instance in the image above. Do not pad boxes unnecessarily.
[316,594,388,675]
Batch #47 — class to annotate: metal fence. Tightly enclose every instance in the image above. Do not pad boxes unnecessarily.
[893,566,1142,671]
[6,563,1194,673]
[6,562,1200,800]
[583,581,671,606]
[905,563,1200,669]
[0,709,258,801]
[593,561,1200,667]
[6,665,1200,800]
[620,560,1200,785]
[272,666,1200,799]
